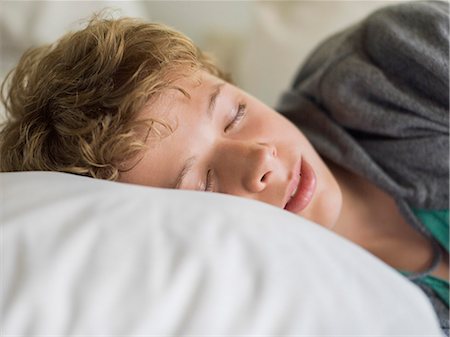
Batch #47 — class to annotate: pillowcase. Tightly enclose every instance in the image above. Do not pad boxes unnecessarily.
[0,171,443,335]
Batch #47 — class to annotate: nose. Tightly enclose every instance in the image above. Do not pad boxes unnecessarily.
[215,140,277,194]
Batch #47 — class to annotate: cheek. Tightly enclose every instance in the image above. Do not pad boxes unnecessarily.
[251,108,296,137]
[302,151,343,228]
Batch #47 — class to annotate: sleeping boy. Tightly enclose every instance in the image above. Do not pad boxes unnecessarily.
[0,0,448,333]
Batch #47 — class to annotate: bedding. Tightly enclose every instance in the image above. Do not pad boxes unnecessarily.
[0,171,444,335]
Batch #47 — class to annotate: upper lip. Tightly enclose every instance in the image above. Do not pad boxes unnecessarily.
[283,158,302,208]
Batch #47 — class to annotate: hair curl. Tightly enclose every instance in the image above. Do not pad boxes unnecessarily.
[0,15,228,180]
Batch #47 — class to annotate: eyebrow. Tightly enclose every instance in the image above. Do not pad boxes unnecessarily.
[172,82,225,189]
[173,155,196,189]
[206,82,225,120]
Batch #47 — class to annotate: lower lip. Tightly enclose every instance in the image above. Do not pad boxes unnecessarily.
[285,158,317,213]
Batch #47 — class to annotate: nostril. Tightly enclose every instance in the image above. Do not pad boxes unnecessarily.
[260,172,270,183]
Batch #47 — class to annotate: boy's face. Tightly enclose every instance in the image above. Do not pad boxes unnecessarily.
[120,70,342,228]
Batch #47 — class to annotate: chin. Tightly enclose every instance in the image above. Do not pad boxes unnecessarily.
[298,185,342,230]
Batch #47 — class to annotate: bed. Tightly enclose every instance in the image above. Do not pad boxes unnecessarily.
[0,1,444,334]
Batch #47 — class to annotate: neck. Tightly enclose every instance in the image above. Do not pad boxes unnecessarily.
[326,159,400,248]
[325,159,443,278]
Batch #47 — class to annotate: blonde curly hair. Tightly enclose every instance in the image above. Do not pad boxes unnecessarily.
[0,15,228,180]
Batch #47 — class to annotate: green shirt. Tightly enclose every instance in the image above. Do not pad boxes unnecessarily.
[399,209,449,307]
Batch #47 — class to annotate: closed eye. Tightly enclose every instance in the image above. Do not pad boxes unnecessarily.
[204,169,213,192]
[225,103,246,133]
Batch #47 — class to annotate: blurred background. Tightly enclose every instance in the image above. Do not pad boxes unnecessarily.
[0,0,405,115]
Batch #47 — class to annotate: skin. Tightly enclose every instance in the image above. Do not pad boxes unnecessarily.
[119,69,449,280]
[119,70,342,229]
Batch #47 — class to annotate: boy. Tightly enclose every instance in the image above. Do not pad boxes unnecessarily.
[0,0,448,334]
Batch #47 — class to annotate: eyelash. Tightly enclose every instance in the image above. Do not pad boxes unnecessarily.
[204,169,214,192]
[224,103,246,133]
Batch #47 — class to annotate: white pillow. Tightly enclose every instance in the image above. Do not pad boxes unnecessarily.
[0,171,443,335]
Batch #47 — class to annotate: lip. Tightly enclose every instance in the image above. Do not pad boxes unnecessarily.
[284,158,317,213]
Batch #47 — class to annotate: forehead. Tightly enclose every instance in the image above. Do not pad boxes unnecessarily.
[140,70,214,120]
[120,70,221,188]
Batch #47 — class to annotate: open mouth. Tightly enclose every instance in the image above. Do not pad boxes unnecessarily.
[284,158,317,213]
